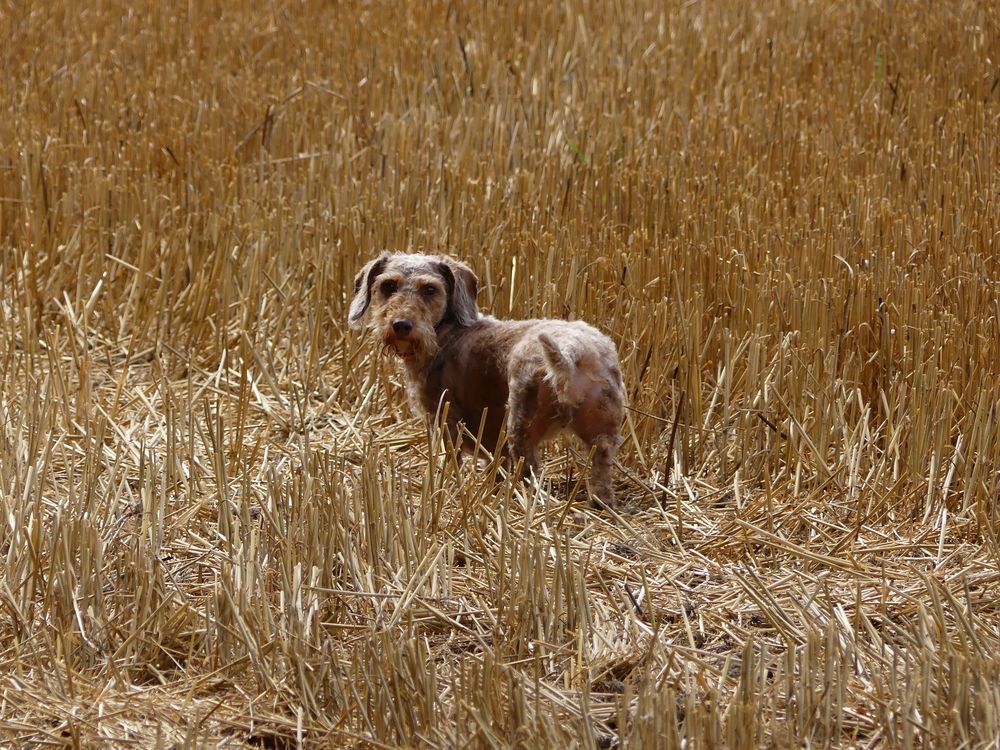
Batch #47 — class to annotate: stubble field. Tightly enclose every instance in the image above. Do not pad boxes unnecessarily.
[1,0,999,747]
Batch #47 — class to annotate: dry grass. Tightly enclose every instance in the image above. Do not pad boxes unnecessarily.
[1,0,999,746]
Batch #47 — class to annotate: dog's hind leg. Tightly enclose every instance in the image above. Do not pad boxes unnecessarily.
[586,433,621,508]
[506,382,540,481]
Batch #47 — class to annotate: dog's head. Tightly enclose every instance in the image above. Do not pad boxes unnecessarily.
[348,252,479,366]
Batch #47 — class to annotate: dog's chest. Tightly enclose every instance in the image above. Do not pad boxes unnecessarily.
[410,342,510,424]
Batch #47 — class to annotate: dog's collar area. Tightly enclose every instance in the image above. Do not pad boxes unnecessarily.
[434,313,473,332]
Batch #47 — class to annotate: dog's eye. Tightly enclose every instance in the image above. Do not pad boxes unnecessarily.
[380,280,398,297]
[422,285,437,297]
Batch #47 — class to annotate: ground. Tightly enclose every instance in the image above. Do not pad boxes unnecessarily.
[0,0,999,747]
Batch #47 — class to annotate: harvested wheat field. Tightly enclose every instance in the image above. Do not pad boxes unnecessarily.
[1,0,999,747]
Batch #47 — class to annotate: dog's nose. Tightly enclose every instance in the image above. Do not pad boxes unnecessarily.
[392,319,413,335]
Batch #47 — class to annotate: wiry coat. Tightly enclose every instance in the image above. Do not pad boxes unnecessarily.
[349,252,624,507]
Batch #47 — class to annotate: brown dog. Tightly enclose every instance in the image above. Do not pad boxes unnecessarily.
[349,252,624,507]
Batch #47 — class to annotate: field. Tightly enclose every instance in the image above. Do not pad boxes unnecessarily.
[1,0,999,746]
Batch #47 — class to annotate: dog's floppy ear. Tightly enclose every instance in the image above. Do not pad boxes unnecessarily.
[348,252,389,329]
[437,257,479,327]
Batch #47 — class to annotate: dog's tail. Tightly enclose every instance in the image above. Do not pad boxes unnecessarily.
[539,333,576,407]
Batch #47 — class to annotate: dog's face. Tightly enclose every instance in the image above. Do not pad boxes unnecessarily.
[348,252,479,366]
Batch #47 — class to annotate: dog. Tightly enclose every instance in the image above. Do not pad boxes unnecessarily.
[348,252,624,507]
